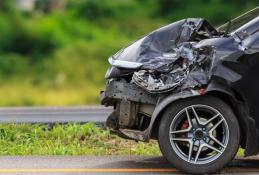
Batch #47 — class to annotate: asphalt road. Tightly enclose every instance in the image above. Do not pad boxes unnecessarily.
[0,106,112,123]
[0,107,258,174]
[0,156,258,175]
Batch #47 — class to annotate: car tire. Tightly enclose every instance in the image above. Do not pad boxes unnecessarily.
[158,95,240,174]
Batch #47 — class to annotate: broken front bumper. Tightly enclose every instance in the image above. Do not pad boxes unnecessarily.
[100,80,158,106]
[100,79,158,141]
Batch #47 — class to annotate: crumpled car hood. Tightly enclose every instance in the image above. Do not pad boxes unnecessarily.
[111,18,218,69]
[109,17,259,93]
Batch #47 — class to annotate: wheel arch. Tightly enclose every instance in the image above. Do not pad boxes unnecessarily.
[148,90,241,140]
[148,87,257,156]
[206,90,247,148]
[148,90,199,139]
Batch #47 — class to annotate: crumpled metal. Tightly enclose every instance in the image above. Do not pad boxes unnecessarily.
[125,17,258,93]
[110,18,219,93]
[112,16,259,94]
[132,41,215,93]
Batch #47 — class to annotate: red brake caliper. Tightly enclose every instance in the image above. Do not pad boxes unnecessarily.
[179,120,189,146]
[181,120,189,130]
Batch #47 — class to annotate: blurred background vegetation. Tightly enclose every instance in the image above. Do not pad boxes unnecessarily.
[0,0,257,106]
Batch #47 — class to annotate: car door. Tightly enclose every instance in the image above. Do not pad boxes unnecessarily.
[231,18,259,127]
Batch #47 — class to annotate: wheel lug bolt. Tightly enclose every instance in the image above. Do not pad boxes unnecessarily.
[202,128,206,131]
[192,128,196,131]
[193,138,196,141]
[203,137,206,141]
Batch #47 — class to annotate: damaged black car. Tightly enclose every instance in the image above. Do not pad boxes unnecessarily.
[101,7,259,174]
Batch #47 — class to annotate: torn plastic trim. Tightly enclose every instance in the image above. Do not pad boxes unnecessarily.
[108,57,143,69]
[118,129,149,141]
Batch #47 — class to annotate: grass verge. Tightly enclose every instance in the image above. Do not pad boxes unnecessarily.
[0,123,244,157]
[0,123,161,155]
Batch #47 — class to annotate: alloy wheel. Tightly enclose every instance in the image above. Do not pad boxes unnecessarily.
[169,104,229,164]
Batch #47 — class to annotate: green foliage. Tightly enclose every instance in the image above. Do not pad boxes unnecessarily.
[0,14,68,58]
[0,0,257,105]
[67,0,142,20]
[0,53,29,76]
[68,0,115,19]
[0,123,161,155]
[0,0,16,13]
[154,0,258,25]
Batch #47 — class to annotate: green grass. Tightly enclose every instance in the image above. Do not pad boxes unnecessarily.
[0,123,161,155]
[0,123,245,157]
[237,148,245,157]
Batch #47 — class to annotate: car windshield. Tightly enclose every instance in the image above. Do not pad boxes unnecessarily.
[217,7,259,33]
